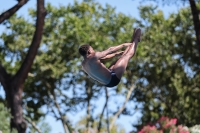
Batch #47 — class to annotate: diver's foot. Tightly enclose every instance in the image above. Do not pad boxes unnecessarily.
[131,28,141,43]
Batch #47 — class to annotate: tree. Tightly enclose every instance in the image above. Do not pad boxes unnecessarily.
[126,4,200,131]
[140,0,200,53]
[0,0,46,132]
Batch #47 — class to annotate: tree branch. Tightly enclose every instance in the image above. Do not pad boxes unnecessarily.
[86,85,92,130]
[97,87,108,132]
[0,0,29,24]
[13,0,46,86]
[109,85,135,130]
[189,0,200,54]
[47,89,70,133]
[24,117,42,133]
[106,89,110,133]
[0,63,9,88]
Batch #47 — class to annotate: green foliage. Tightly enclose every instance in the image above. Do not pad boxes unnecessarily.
[0,103,11,133]
[75,116,126,133]
[128,4,200,130]
[0,103,17,133]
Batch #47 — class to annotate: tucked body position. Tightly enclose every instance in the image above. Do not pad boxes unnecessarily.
[79,28,141,87]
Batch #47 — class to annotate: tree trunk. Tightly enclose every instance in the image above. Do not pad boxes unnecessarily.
[1,65,27,132]
[6,84,27,133]
[189,0,200,54]
[0,0,46,132]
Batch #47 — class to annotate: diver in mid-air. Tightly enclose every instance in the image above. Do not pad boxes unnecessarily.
[79,28,141,87]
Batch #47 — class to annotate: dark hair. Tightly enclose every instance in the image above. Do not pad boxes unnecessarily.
[79,44,90,56]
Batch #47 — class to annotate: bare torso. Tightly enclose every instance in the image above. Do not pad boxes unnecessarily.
[82,53,111,85]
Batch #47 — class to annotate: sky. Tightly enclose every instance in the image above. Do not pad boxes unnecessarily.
[0,0,188,133]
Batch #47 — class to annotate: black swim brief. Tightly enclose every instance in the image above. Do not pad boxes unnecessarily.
[105,71,120,87]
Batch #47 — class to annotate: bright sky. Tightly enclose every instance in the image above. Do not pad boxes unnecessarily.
[0,0,187,133]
